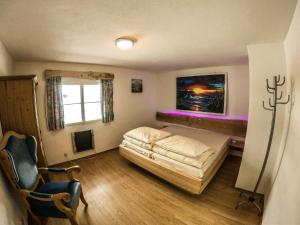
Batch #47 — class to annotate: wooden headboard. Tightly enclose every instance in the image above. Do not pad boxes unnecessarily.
[156,112,248,138]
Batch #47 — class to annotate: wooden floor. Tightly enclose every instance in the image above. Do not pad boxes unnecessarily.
[48,149,261,225]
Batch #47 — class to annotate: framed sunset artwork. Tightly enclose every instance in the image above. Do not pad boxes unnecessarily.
[176,73,227,115]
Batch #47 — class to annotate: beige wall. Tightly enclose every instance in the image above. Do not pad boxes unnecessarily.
[236,43,288,193]
[262,1,300,224]
[13,62,157,165]
[0,41,13,75]
[0,41,27,225]
[156,65,249,118]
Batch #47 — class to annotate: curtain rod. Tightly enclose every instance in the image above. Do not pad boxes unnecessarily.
[44,70,114,80]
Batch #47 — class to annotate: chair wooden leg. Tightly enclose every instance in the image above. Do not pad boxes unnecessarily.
[68,215,79,225]
[80,189,88,207]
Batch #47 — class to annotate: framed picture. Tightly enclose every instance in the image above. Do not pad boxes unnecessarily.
[176,73,227,115]
[131,79,143,93]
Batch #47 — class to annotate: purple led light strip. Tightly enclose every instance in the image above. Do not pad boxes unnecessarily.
[163,111,248,122]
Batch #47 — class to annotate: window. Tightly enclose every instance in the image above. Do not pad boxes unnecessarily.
[62,82,101,124]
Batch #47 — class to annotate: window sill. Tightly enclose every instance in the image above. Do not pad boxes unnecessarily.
[65,119,102,126]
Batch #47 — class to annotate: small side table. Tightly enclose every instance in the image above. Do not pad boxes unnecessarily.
[229,138,245,157]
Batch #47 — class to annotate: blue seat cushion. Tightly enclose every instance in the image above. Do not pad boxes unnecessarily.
[29,181,81,218]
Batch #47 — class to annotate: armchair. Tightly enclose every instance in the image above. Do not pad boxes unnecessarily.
[0,131,88,225]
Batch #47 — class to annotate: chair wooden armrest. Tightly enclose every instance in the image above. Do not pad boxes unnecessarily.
[19,189,71,202]
[19,189,73,217]
[38,166,81,181]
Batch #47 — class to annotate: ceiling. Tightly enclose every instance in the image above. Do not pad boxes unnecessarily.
[0,0,297,71]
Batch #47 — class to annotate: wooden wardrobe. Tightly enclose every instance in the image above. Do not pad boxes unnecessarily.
[0,75,48,173]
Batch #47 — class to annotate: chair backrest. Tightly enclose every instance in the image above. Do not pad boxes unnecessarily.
[0,132,39,190]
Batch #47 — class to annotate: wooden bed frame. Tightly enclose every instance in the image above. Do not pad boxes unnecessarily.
[119,145,229,194]
[119,112,246,194]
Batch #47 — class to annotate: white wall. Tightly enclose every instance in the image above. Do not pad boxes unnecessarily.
[156,65,249,118]
[236,43,288,193]
[262,1,300,224]
[0,41,27,225]
[13,62,157,165]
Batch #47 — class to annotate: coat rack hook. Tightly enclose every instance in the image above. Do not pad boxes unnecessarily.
[277,91,283,100]
[266,79,275,90]
[277,74,280,82]
[277,76,286,86]
[277,95,290,105]
[263,101,273,111]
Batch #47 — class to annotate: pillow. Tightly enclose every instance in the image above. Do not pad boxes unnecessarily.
[155,135,211,158]
[124,127,171,144]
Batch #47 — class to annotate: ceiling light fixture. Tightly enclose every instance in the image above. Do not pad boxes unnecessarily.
[115,37,136,50]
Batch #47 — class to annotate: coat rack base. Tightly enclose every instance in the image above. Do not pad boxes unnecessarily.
[235,191,264,216]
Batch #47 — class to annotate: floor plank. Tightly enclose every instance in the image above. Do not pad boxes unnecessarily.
[47,149,261,225]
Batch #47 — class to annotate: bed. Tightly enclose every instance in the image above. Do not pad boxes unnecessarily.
[119,125,230,194]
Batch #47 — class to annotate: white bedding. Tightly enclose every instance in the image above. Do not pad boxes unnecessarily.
[123,136,152,150]
[161,125,230,152]
[158,125,230,177]
[154,135,211,158]
[152,145,228,179]
[121,140,152,158]
[152,153,205,178]
[152,145,215,169]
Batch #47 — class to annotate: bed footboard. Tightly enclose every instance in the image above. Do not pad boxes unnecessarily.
[119,145,228,194]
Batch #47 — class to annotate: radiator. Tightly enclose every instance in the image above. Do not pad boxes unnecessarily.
[71,130,95,153]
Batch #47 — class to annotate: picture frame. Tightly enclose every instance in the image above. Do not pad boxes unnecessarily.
[131,79,143,93]
[176,73,227,115]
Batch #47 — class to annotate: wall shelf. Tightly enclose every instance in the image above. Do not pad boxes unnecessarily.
[156,112,248,138]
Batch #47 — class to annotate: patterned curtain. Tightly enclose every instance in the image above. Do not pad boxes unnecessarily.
[101,79,114,123]
[46,77,65,130]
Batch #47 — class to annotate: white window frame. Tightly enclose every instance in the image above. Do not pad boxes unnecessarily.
[62,79,101,125]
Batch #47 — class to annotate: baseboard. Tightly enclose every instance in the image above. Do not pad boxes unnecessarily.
[50,147,118,167]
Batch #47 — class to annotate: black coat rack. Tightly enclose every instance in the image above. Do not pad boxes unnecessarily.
[236,75,290,215]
